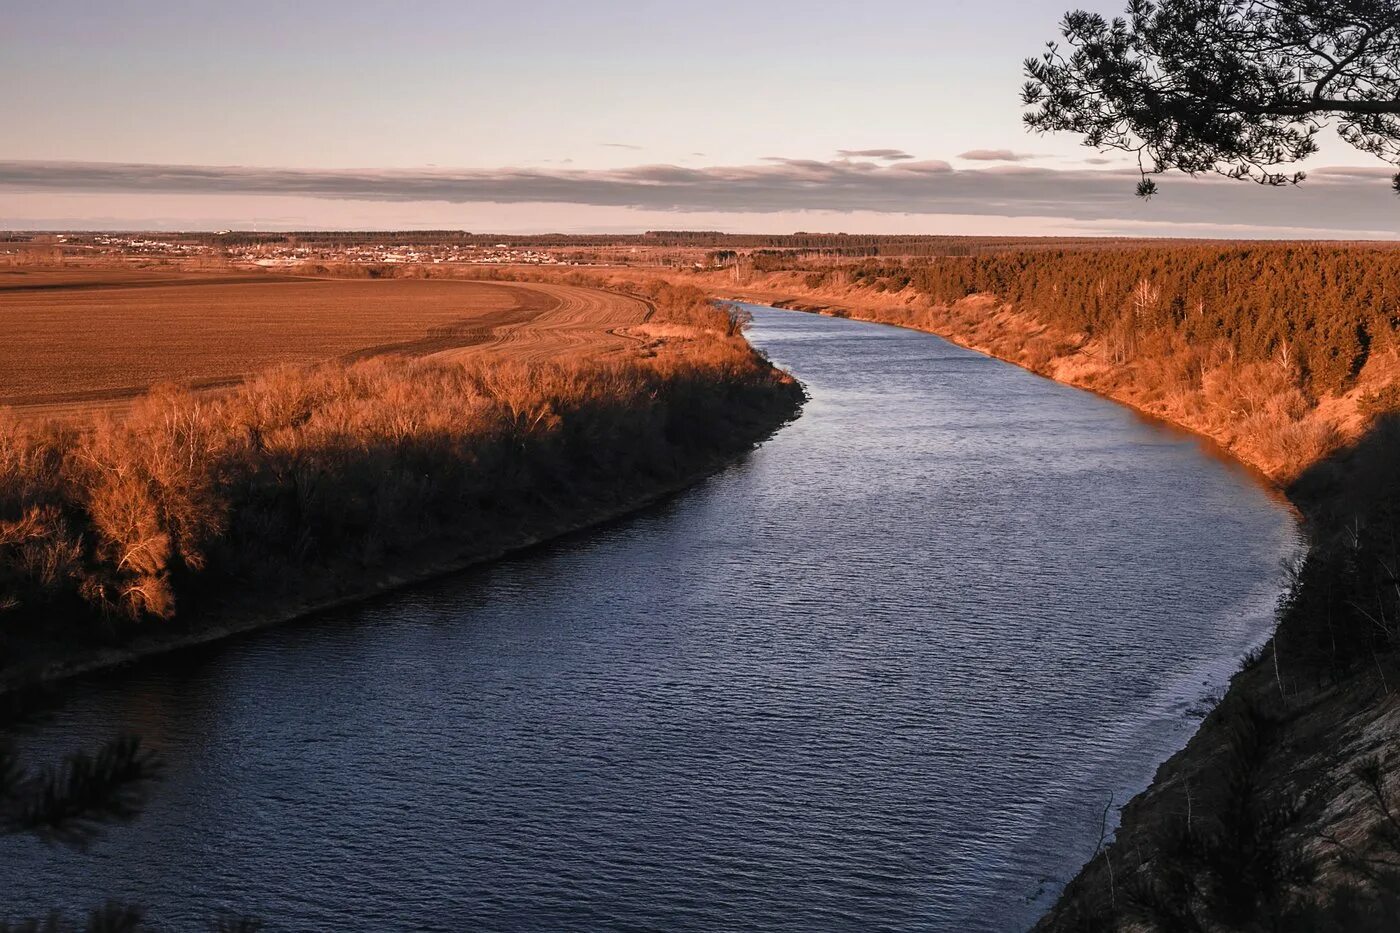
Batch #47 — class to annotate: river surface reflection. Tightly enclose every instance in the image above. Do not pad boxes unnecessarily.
[1,306,1299,931]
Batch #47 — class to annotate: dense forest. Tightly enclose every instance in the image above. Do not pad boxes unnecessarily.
[777,245,1400,398]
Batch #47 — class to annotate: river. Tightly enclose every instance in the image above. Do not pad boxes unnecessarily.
[0,305,1300,930]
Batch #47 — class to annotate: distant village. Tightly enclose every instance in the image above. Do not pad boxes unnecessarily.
[2,230,1050,272]
[80,234,569,266]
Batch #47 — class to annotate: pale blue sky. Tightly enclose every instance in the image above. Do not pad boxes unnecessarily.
[7,0,1083,168]
[2,1,1395,235]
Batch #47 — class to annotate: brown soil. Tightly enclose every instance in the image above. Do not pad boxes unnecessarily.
[0,268,650,421]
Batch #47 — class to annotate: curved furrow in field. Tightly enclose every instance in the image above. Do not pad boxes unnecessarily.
[1,275,651,422]
[430,281,652,367]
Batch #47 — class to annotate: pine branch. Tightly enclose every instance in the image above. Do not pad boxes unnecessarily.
[3,736,160,849]
[0,903,143,933]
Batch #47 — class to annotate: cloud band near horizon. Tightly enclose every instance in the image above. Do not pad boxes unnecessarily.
[1,159,1397,236]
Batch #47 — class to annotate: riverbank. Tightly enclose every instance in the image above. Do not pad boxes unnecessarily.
[0,410,796,696]
[231,256,1400,922]
[0,284,804,696]
[659,269,1400,927]
[1,299,1297,930]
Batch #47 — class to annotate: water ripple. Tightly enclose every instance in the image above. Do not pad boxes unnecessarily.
[0,307,1299,932]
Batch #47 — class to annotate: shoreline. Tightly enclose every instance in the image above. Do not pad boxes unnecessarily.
[6,277,1378,922]
[733,294,1298,512]
[705,284,1394,926]
[0,409,801,698]
[0,303,807,698]
[711,287,1321,918]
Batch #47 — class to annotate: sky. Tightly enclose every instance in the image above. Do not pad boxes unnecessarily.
[2,0,1396,237]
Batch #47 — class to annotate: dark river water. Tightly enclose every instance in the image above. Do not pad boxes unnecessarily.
[1,306,1299,931]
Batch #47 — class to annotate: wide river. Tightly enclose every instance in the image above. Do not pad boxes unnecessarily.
[2,306,1299,931]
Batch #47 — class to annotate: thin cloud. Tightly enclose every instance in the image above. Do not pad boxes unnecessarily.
[1311,165,1397,178]
[836,149,915,161]
[958,149,1039,162]
[897,160,954,174]
[0,159,1395,234]
[602,143,643,150]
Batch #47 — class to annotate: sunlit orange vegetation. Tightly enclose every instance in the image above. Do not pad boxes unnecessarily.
[652,246,1400,922]
[688,244,1400,482]
[0,286,800,660]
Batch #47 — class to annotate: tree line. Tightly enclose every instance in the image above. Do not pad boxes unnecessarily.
[790,244,1400,398]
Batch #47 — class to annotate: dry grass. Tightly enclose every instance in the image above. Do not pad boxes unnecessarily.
[0,283,799,645]
[616,265,1398,486]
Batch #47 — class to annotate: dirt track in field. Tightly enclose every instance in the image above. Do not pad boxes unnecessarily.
[427,282,651,366]
[0,269,652,421]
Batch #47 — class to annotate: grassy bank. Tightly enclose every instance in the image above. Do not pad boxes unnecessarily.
[629,247,1400,929]
[0,284,803,692]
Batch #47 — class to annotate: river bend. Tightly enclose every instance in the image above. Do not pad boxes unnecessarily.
[1,306,1299,930]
